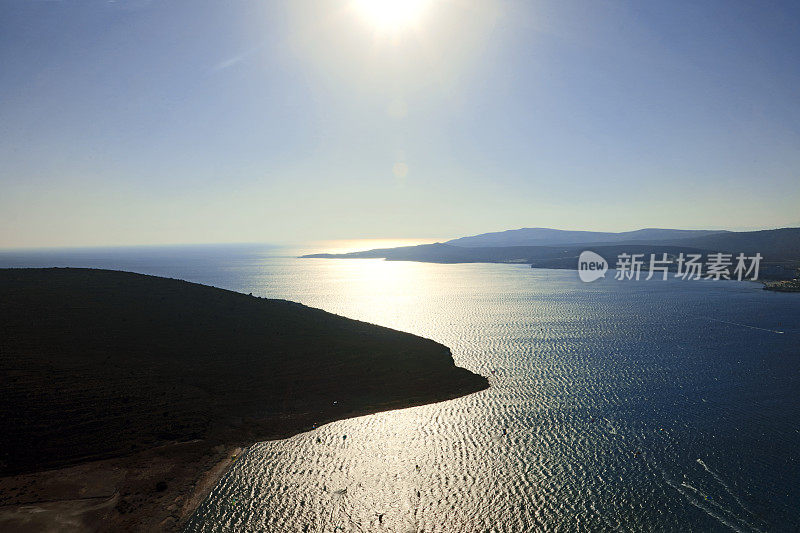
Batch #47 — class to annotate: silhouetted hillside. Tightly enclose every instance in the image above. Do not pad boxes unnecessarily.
[0,268,487,476]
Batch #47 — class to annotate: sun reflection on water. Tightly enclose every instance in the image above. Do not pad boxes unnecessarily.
[301,238,442,255]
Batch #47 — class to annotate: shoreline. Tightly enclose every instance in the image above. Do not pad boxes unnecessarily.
[180,386,490,528]
[180,445,244,525]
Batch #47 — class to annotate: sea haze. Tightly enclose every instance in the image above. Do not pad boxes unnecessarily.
[2,243,798,532]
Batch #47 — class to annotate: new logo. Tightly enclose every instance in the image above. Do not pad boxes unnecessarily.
[578,251,608,282]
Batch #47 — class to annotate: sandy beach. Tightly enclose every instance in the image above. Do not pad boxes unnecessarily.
[0,394,486,532]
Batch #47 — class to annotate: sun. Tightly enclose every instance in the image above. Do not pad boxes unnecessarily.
[353,0,430,32]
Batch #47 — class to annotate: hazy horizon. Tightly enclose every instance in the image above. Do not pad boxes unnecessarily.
[2,223,799,253]
[2,1,800,248]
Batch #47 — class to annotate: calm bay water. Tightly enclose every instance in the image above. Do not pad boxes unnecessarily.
[2,244,798,532]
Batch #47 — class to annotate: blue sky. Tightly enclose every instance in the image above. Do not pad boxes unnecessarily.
[1,0,799,247]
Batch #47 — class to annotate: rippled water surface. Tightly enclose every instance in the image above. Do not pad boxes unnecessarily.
[3,244,799,532]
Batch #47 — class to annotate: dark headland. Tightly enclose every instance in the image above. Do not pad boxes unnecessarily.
[0,268,487,531]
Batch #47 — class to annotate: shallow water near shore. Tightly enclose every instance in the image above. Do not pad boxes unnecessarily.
[2,243,799,532]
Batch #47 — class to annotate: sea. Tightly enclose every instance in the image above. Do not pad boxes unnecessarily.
[1,242,798,532]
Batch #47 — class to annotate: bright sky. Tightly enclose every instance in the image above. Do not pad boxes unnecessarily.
[1,0,799,248]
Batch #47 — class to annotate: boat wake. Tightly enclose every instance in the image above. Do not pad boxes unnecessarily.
[695,316,784,334]
[665,459,766,533]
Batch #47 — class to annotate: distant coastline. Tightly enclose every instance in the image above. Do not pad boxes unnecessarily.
[0,268,487,531]
[302,227,800,283]
[763,279,800,292]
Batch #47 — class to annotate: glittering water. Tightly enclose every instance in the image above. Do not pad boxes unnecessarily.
[2,244,798,532]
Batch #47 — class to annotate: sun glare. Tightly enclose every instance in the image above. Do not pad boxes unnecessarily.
[354,0,430,32]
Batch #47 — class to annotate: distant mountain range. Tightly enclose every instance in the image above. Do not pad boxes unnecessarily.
[445,228,726,247]
[302,227,800,279]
